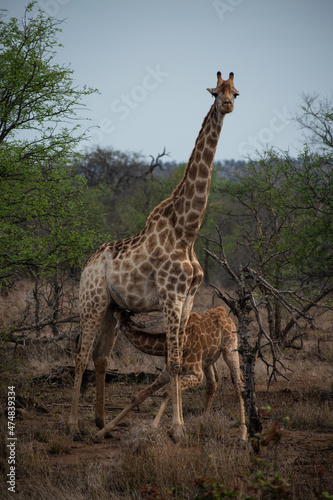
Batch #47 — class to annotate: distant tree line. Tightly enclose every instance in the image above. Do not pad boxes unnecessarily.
[0,3,332,351]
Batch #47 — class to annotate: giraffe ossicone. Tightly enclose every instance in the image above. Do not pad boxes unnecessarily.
[68,70,239,441]
[95,307,247,442]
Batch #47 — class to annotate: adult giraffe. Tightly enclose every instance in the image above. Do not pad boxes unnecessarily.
[68,70,239,440]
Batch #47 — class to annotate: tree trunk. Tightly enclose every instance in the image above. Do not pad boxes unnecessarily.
[237,314,262,453]
[33,280,41,337]
[265,294,274,340]
[51,273,60,337]
[273,269,282,341]
[273,298,282,341]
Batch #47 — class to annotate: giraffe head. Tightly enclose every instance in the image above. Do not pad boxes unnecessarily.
[207,71,239,114]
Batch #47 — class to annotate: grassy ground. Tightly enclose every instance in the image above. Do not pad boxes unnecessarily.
[1,286,333,499]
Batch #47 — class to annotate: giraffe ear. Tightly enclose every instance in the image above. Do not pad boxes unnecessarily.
[207,88,218,97]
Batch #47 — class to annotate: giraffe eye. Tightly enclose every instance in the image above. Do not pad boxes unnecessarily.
[234,93,239,99]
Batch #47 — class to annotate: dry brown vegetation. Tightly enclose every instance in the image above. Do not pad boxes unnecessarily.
[1,285,333,499]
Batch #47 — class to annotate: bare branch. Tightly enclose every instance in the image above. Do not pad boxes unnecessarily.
[6,315,79,335]
[244,266,310,321]
[249,290,292,387]
[204,247,241,288]
[147,147,169,178]
[282,285,333,339]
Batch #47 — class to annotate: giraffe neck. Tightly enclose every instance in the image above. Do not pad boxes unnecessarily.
[120,321,167,357]
[171,104,226,243]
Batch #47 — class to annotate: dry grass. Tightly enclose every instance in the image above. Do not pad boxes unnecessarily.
[1,352,332,499]
[118,420,250,499]
[1,284,333,499]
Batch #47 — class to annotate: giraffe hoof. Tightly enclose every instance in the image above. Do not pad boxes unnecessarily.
[104,431,115,439]
[92,434,104,443]
[169,424,186,443]
[95,417,105,430]
[73,433,83,442]
[94,430,115,440]
[236,437,247,448]
[94,429,106,442]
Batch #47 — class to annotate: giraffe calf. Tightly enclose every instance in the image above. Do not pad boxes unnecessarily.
[96,306,247,441]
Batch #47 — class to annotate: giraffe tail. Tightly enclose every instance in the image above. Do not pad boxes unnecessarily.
[74,331,82,355]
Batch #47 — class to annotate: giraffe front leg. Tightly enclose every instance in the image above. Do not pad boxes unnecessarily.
[152,368,204,428]
[164,303,186,440]
[169,372,184,439]
[95,370,170,440]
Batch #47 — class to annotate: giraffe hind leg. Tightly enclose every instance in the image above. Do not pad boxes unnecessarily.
[93,307,118,429]
[68,285,111,438]
[68,330,96,438]
[203,363,220,414]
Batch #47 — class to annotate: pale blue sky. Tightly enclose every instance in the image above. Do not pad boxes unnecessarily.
[2,0,333,163]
